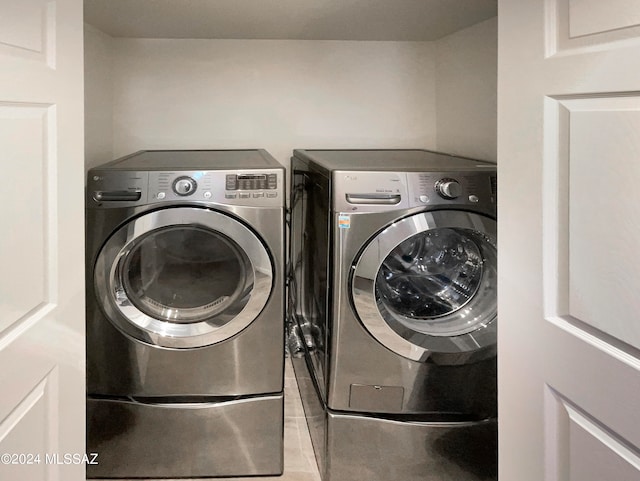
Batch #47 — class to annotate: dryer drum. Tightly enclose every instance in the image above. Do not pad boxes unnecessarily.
[119,225,250,324]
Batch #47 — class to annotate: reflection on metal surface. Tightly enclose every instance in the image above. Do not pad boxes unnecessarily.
[95,207,273,348]
[291,340,327,479]
[287,167,329,401]
[87,394,284,478]
[325,411,497,481]
[293,329,497,481]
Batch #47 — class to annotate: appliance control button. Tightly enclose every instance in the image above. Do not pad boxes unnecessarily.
[225,193,237,199]
[266,192,277,198]
[157,192,166,200]
[239,193,250,199]
[253,192,264,198]
[225,174,236,190]
[469,194,479,203]
[435,179,462,199]
[419,195,429,203]
[173,176,197,196]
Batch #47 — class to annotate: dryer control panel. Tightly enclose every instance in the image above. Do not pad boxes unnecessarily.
[88,169,284,208]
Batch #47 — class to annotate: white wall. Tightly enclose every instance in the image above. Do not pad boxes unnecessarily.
[110,39,437,166]
[435,17,497,162]
[84,27,499,169]
[84,23,114,171]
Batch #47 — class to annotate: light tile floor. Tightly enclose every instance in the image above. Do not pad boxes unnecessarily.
[110,358,321,481]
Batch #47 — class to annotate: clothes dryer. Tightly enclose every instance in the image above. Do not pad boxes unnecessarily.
[86,150,284,478]
[289,149,497,481]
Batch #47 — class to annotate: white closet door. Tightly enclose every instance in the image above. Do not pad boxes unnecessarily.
[499,1,640,480]
[0,0,85,480]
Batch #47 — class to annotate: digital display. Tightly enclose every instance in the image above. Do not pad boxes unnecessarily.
[237,174,267,180]
[226,173,277,191]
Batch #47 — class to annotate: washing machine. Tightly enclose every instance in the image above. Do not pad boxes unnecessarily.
[86,150,285,478]
[288,149,497,481]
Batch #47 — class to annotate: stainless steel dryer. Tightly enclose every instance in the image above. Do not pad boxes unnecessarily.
[289,149,497,481]
[86,150,284,478]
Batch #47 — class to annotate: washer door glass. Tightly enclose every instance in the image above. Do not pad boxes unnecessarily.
[351,210,496,361]
[95,207,273,348]
[376,227,494,336]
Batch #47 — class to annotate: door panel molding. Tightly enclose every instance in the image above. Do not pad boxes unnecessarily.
[545,385,640,480]
[568,0,640,38]
[547,316,640,372]
[0,102,57,337]
[542,321,640,454]
[545,0,640,56]
[0,370,56,443]
[0,368,58,480]
[0,0,56,68]
[543,93,640,351]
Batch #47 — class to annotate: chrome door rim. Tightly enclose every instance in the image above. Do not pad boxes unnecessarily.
[95,207,273,348]
[351,210,497,361]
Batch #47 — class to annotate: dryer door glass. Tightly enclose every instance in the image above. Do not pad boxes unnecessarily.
[121,226,251,323]
[95,207,273,348]
[351,210,497,360]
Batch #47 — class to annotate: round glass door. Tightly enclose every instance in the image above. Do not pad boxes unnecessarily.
[95,207,273,348]
[351,210,497,361]
[119,226,250,323]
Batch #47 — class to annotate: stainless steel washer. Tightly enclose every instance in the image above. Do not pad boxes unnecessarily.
[86,150,285,478]
[288,149,497,481]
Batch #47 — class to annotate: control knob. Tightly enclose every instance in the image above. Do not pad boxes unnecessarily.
[173,176,197,196]
[435,179,462,199]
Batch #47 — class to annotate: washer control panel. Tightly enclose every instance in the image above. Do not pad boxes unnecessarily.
[435,178,462,199]
[88,169,283,208]
[173,176,197,196]
[407,171,495,208]
[333,169,496,212]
